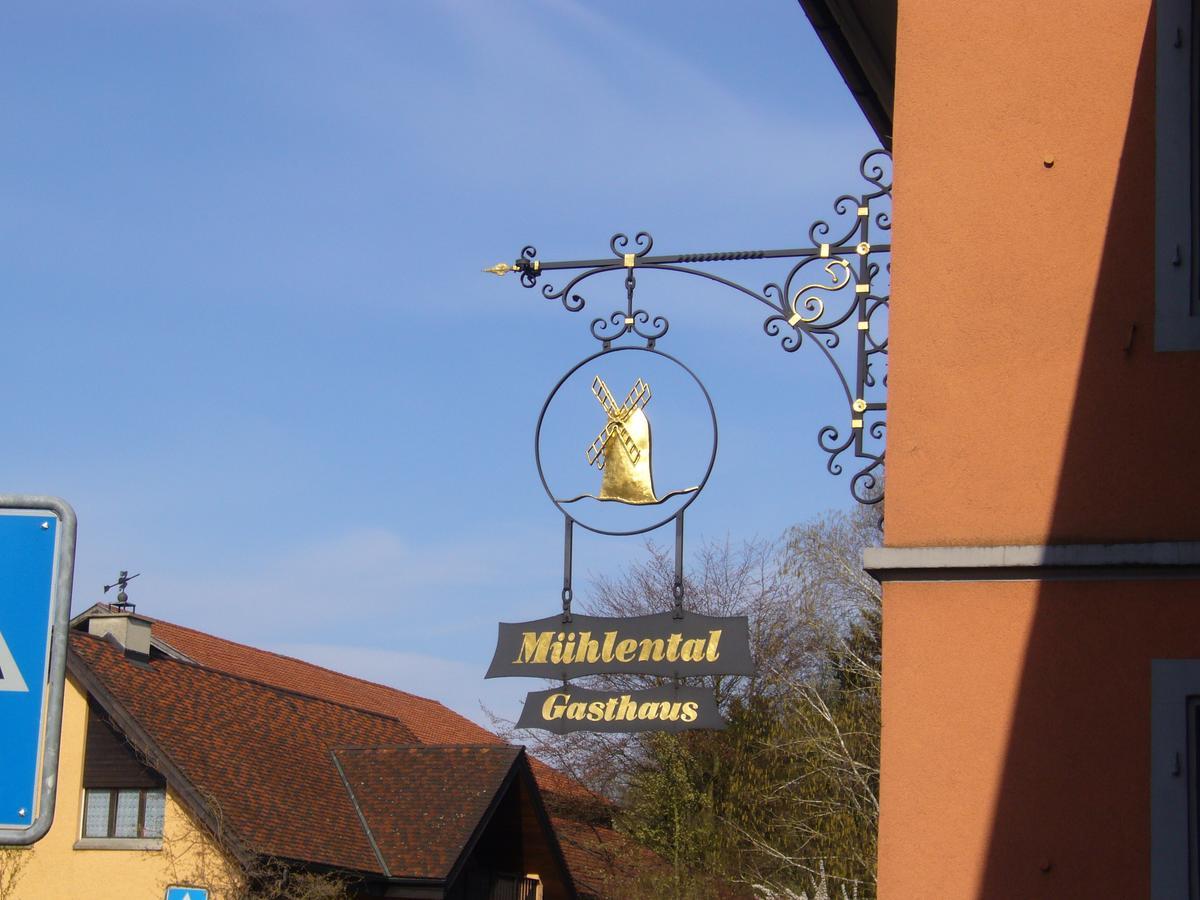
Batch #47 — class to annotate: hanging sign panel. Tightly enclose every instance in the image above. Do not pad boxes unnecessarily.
[486,612,753,681]
[0,496,77,846]
[517,685,726,734]
[488,332,748,732]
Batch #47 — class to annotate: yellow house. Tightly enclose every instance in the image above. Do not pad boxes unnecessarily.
[4,605,630,900]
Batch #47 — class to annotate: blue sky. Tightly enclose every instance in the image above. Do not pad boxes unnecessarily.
[0,1,878,724]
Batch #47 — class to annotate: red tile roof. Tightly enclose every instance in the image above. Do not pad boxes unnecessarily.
[72,630,410,873]
[149,618,473,744]
[334,745,521,880]
[145,615,592,803]
[73,607,618,895]
[550,817,668,899]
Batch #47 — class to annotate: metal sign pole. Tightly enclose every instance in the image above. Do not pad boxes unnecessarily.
[0,495,77,846]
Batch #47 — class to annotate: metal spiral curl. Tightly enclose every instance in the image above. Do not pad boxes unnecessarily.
[591,312,627,342]
[541,266,618,313]
[860,149,892,192]
[763,313,804,352]
[631,310,669,342]
[851,458,885,505]
[589,309,670,344]
[818,425,855,474]
[808,195,864,248]
[610,231,654,258]
[519,246,539,288]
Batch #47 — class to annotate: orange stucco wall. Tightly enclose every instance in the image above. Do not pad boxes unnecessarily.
[879,579,1200,898]
[879,1,1200,898]
[887,0,1200,548]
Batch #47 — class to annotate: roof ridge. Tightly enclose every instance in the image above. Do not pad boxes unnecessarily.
[72,630,425,737]
[333,743,521,752]
[148,615,457,709]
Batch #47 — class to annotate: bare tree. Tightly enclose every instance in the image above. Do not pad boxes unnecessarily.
[501,503,883,900]
[737,504,881,896]
[506,535,831,803]
[0,848,31,900]
[158,789,357,900]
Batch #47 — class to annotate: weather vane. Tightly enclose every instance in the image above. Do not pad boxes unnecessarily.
[103,570,140,612]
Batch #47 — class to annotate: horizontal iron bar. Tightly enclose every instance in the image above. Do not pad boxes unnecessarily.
[522,244,892,272]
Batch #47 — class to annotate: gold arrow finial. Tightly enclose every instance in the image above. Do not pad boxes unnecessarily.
[483,262,514,276]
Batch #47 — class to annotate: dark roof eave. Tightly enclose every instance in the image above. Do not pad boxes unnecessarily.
[517,754,581,900]
[439,750,578,899]
[797,0,895,149]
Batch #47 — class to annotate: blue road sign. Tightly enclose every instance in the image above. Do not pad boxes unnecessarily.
[0,498,76,845]
[166,888,210,900]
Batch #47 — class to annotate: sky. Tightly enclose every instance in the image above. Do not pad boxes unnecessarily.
[0,1,880,726]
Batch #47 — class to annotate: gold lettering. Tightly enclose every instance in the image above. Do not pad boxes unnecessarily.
[616,694,638,720]
[542,692,569,720]
[666,633,683,661]
[637,701,663,720]
[602,631,618,662]
[637,638,666,662]
[549,632,566,665]
[586,700,606,722]
[615,639,637,662]
[605,697,620,720]
[566,701,587,721]
[664,702,682,721]
[562,632,578,664]
[681,638,705,662]
[577,631,600,664]
[514,632,553,665]
[680,701,699,723]
[705,630,722,662]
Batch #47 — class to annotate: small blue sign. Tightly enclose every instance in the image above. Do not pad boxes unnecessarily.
[0,512,59,832]
[166,888,210,900]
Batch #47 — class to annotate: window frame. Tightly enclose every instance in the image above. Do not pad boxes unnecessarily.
[81,786,165,841]
[1156,0,1200,350]
[1151,660,1200,898]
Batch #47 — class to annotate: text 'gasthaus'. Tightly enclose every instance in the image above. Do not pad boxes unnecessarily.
[513,629,722,666]
[541,692,700,723]
[514,685,728,733]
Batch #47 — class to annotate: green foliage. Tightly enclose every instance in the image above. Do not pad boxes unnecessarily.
[505,503,882,899]
[611,504,882,899]
[619,732,713,897]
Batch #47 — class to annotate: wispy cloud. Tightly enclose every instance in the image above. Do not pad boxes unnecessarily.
[139,525,554,645]
[226,0,867,203]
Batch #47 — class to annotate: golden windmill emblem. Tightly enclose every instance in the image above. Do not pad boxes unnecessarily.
[541,349,711,523]
[586,376,658,504]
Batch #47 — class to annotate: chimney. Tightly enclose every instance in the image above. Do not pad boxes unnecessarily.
[88,610,152,661]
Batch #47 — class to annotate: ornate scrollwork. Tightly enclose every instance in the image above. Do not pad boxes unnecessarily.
[610,231,654,259]
[763,312,804,353]
[860,149,892,193]
[789,259,851,324]
[519,246,539,288]
[589,309,670,344]
[499,149,891,505]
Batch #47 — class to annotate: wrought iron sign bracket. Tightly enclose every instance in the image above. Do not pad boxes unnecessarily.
[488,149,891,504]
